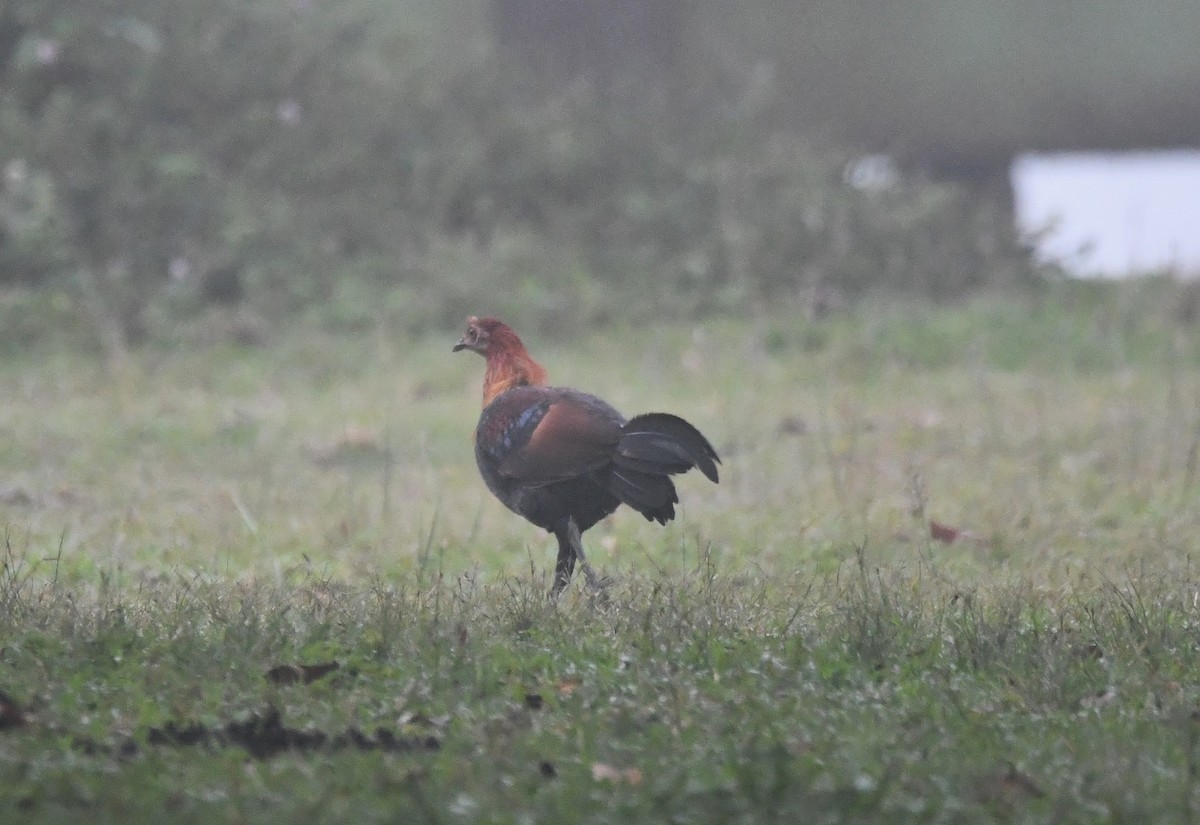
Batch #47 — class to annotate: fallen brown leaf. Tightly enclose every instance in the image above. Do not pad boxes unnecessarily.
[930,520,962,543]
[556,675,583,697]
[591,762,643,785]
[265,661,340,686]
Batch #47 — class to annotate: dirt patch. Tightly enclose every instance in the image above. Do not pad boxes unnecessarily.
[146,705,441,759]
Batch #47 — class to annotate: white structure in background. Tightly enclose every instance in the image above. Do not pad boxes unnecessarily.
[1011,151,1200,278]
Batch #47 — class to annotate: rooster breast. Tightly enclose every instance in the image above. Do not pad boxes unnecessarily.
[474,386,625,534]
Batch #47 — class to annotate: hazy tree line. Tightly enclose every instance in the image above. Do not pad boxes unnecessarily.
[0,0,1036,352]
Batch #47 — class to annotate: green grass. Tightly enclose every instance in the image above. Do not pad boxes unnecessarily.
[3,288,1200,822]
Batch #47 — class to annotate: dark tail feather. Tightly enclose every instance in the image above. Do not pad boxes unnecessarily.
[616,413,721,483]
[606,413,719,522]
[608,467,678,524]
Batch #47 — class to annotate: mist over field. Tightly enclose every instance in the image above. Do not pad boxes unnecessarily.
[2,3,1200,823]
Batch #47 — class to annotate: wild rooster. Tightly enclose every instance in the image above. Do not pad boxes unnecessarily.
[454,316,720,596]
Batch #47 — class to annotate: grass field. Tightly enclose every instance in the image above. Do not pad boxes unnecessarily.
[3,288,1200,823]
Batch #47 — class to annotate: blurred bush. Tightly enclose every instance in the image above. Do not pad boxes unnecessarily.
[0,0,1037,353]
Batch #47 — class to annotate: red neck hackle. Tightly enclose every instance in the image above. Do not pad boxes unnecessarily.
[455,316,548,406]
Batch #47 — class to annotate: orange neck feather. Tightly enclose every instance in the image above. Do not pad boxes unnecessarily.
[482,330,547,406]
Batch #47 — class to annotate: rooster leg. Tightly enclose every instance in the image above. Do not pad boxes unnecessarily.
[550,517,606,597]
[565,517,606,593]
[551,522,578,598]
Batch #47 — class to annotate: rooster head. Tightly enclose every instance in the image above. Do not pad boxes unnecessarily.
[453,316,505,355]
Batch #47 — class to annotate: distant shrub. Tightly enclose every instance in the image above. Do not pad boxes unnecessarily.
[0,0,1039,351]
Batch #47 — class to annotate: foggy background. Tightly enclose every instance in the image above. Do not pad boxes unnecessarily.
[2,0,1198,354]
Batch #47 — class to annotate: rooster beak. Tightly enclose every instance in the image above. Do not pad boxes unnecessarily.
[454,334,479,353]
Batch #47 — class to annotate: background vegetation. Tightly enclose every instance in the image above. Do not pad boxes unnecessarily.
[0,0,1044,360]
